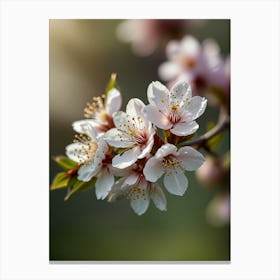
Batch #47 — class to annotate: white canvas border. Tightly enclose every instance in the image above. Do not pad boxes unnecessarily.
[0,0,279,279]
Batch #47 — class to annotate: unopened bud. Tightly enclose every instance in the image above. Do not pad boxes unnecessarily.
[196,156,225,188]
[206,192,230,227]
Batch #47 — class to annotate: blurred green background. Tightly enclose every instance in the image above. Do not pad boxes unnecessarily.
[49,19,230,261]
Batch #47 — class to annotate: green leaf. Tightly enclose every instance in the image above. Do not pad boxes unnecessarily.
[105,73,117,94]
[207,121,223,149]
[64,177,96,201]
[52,156,78,170]
[50,172,71,190]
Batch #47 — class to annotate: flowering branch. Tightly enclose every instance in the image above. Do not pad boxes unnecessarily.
[51,74,230,216]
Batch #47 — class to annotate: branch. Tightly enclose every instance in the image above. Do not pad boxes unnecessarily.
[181,107,230,149]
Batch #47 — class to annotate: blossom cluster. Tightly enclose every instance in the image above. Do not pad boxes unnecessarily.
[60,78,207,215]
[116,20,230,104]
[159,35,230,98]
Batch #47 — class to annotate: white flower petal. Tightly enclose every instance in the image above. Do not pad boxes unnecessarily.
[202,39,220,59]
[143,105,172,130]
[158,61,181,81]
[177,146,205,171]
[187,96,207,121]
[88,138,107,172]
[170,121,199,136]
[78,164,99,182]
[130,180,149,215]
[105,88,122,116]
[65,143,87,163]
[112,147,140,169]
[130,195,150,215]
[154,143,177,159]
[166,40,181,60]
[110,165,131,177]
[113,110,145,133]
[107,178,125,202]
[170,80,192,102]
[95,167,114,200]
[147,81,170,108]
[104,128,134,148]
[126,98,145,117]
[121,172,139,188]
[72,120,97,139]
[143,157,164,182]
[112,111,128,127]
[95,137,108,156]
[150,183,167,211]
[163,168,188,196]
[137,133,155,159]
[181,35,200,57]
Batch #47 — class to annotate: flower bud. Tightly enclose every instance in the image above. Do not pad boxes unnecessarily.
[196,155,225,188]
[206,192,230,227]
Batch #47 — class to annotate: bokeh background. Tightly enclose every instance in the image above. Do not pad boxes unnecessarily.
[49,19,230,261]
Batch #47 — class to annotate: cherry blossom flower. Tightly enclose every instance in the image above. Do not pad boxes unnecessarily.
[104,98,155,169]
[65,121,118,200]
[78,88,122,135]
[143,143,205,196]
[108,162,167,215]
[158,35,227,93]
[143,80,207,136]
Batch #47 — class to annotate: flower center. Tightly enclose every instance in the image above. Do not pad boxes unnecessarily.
[125,176,147,201]
[181,57,197,68]
[83,142,98,166]
[74,134,98,166]
[84,95,106,118]
[84,95,116,132]
[168,104,182,124]
[161,155,181,170]
[121,116,148,145]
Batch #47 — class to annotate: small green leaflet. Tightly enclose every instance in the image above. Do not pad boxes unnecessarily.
[52,156,78,170]
[105,73,117,94]
[64,177,96,201]
[50,172,70,190]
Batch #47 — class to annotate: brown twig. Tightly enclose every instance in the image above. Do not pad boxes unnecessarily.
[180,107,230,149]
